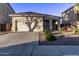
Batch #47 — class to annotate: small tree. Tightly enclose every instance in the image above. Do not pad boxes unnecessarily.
[25,16,42,32]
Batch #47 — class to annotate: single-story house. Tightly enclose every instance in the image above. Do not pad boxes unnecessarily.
[9,12,60,32]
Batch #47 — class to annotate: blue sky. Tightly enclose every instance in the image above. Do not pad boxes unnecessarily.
[10,3,74,16]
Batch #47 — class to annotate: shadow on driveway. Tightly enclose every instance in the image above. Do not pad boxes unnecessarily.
[0,41,38,56]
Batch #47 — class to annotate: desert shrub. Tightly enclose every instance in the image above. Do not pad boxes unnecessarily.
[44,29,56,41]
[60,28,63,33]
[75,27,79,34]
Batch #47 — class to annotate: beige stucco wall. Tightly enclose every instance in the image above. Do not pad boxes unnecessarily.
[11,16,44,32]
[76,21,79,29]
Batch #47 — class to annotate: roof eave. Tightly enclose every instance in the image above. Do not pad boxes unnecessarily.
[7,3,15,13]
[9,14,44,17]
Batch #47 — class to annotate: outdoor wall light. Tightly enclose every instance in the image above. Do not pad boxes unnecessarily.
[55,21,58,25]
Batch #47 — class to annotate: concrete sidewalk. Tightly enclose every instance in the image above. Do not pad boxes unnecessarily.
[33,45,79,56]
[0,45,79,56]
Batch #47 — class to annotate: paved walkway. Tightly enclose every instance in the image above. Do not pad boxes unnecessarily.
[0,32,9,35]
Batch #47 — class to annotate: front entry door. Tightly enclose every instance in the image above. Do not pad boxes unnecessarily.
[1,24,6,31]
[52,20,58,31]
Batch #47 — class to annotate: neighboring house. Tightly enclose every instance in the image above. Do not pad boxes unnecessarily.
[62,4,79,32]
[0,3,15,32]
[9,12,60,32]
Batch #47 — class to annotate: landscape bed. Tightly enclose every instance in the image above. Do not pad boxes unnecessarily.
[39,32,79,45]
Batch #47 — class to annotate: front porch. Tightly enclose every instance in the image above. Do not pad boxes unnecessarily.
[43,19,60,31]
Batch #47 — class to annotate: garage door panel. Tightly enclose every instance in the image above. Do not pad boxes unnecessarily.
[17,21,29,31]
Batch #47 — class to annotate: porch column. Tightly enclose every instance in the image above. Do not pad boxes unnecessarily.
[57,20,60,31]
[15,21,17,31]
[49,20,52,30]
[6,23,8,31]
[0,24,1,32]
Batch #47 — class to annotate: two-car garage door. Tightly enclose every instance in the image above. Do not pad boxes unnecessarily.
[17,21,29,31]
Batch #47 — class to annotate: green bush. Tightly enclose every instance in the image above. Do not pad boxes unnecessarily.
[44,29,56,41]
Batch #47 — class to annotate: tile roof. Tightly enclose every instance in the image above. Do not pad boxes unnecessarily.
[10,12,60,18]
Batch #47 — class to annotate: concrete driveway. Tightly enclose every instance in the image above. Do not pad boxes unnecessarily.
[0,32,39,47]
